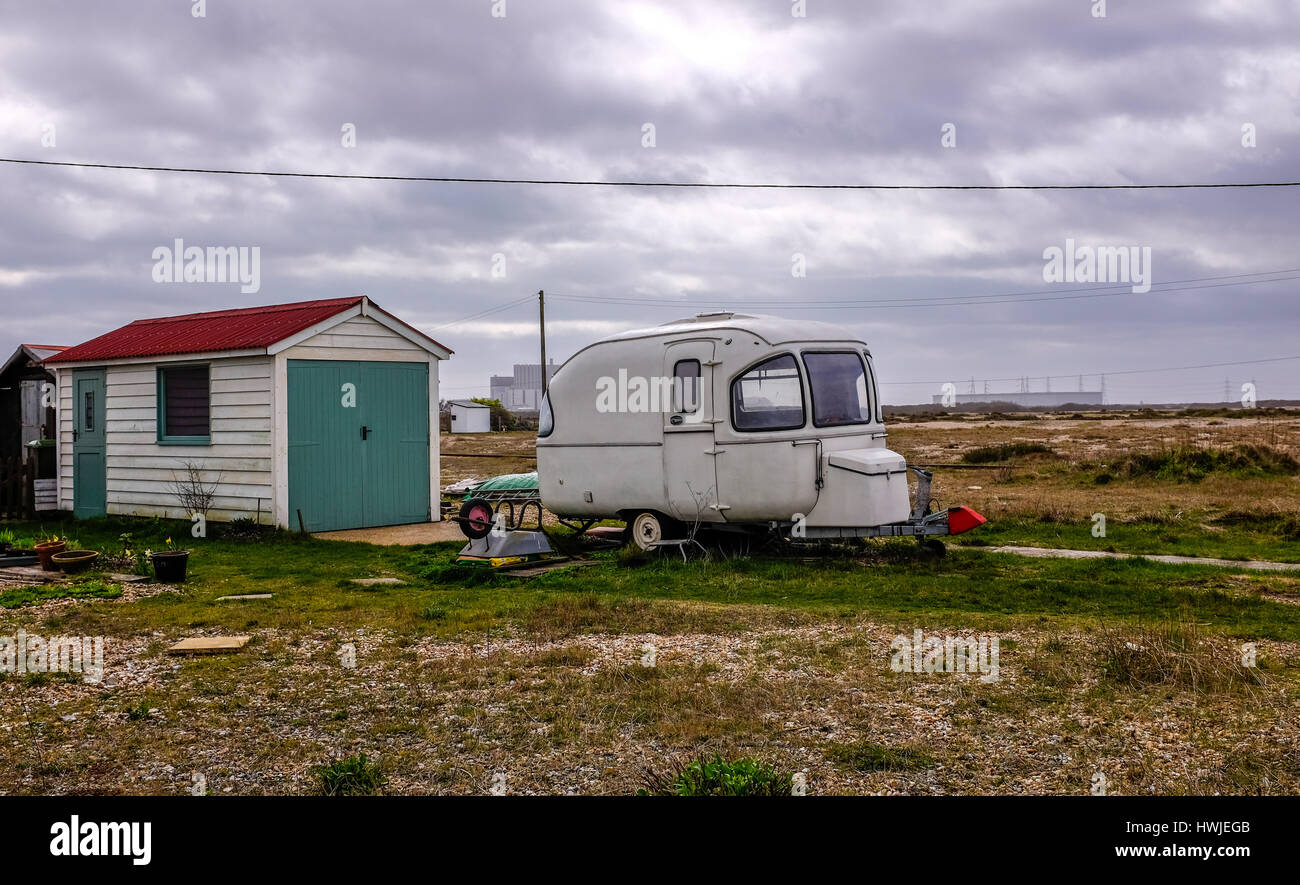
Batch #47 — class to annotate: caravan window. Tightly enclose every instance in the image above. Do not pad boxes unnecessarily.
[731,354,805,431]
[538,392,554,438]
[803,351,872,427]
[864,352,883,423]
[673,359,700,413]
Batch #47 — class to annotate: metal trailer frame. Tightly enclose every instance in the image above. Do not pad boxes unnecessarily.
[772,467,983,541]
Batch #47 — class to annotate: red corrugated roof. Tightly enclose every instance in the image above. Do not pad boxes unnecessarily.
[47,297,450,363]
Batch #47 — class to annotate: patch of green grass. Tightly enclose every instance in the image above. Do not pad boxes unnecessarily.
[0,579,122,608]
[1101,444,1298,482]
[8,514,1300,650]
[962,442,1054,463]
[824,740,936,772]
[125,701,154,721]
[314,753,386,796]
[638,755,793,796]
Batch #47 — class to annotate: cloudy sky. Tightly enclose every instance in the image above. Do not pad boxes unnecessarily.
[1,0,1297,404]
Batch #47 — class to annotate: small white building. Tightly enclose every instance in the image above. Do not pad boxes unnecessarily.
[46,296,453,532]
[448,399,491,433]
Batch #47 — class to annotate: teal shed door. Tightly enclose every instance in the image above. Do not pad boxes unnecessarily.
[72,368,107,519]
[287,360,430,531]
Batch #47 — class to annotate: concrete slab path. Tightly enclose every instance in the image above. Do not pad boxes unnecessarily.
[990,545,1300,572]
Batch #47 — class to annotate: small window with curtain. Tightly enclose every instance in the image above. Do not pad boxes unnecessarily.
[158,365,211,443]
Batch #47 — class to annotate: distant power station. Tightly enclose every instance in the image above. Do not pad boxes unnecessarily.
[931,390,1104,408]
[490,360,558,411]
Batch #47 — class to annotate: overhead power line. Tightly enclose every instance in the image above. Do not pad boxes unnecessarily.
[430,294,534,330]
[554,268,1300,308]
[3,157,1299,191]
[548,269,1300,311]
[881,354,1300,388]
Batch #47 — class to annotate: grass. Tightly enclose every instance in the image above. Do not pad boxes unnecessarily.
[1098,618,1264,694]
[0,579,122,609]
[825,741,936,773]
[314,753,387,796]
[3,411,1300,796]
[1101,444,1298,482]
[638,755,793,796]
[952,509,1300,563]
[961,442,1055,463]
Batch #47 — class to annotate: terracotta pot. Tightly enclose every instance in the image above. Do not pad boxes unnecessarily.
[35,539,67,571]
[51,549,99,574]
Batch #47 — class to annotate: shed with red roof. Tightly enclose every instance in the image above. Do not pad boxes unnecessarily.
[46,296,452,531]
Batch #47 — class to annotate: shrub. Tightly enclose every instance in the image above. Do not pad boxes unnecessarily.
[125,701,154,721]
[1111,444,1298,482]
[961,443,1054,464]
[638,755,793,796]
[315,753,387,796]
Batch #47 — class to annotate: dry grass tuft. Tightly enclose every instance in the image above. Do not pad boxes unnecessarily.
[1098,618,1265,694]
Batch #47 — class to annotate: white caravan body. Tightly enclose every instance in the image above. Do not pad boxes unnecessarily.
[536,313,912,530]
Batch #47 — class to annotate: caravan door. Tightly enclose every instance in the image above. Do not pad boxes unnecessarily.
[661,340,720,523]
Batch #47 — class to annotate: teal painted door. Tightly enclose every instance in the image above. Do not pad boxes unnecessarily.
[360,361,431,527]
[287,360,430,531]
[72,368,107,519]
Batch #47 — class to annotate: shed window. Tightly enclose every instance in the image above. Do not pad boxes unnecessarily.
[158,365,211,443]
[803,351,872,427]
[731,354,805,431]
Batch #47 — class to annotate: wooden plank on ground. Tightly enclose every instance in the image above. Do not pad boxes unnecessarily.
[168,636,252,654]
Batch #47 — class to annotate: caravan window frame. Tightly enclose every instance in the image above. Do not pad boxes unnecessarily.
[672,358,701,414]
[864,351,883,424]
[538,391,554,438]
[801,350,874,429]
[729,352,807,433]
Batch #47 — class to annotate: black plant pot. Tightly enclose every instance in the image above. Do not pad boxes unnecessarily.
[151,551,190,583]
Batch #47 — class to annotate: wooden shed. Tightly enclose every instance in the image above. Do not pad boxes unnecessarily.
[45,297,452,531]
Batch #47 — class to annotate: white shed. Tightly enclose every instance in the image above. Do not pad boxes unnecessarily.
[46,296,453,532]
[448,399,491,433]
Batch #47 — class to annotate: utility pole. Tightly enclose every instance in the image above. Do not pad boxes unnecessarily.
[538,289,548,397]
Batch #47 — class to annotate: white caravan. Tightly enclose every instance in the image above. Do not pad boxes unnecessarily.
[536,312,984,550]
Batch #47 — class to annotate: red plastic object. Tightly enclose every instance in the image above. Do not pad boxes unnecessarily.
[946,506,987,535]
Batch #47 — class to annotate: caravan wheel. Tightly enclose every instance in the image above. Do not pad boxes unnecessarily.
[625,511,674,552]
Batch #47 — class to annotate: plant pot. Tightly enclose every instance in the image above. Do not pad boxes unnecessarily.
[151,550,190,583]
[51,550,100,574]
[35,539,67,571]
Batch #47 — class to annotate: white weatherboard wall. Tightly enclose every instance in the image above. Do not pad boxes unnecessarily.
[57,355,275,523]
